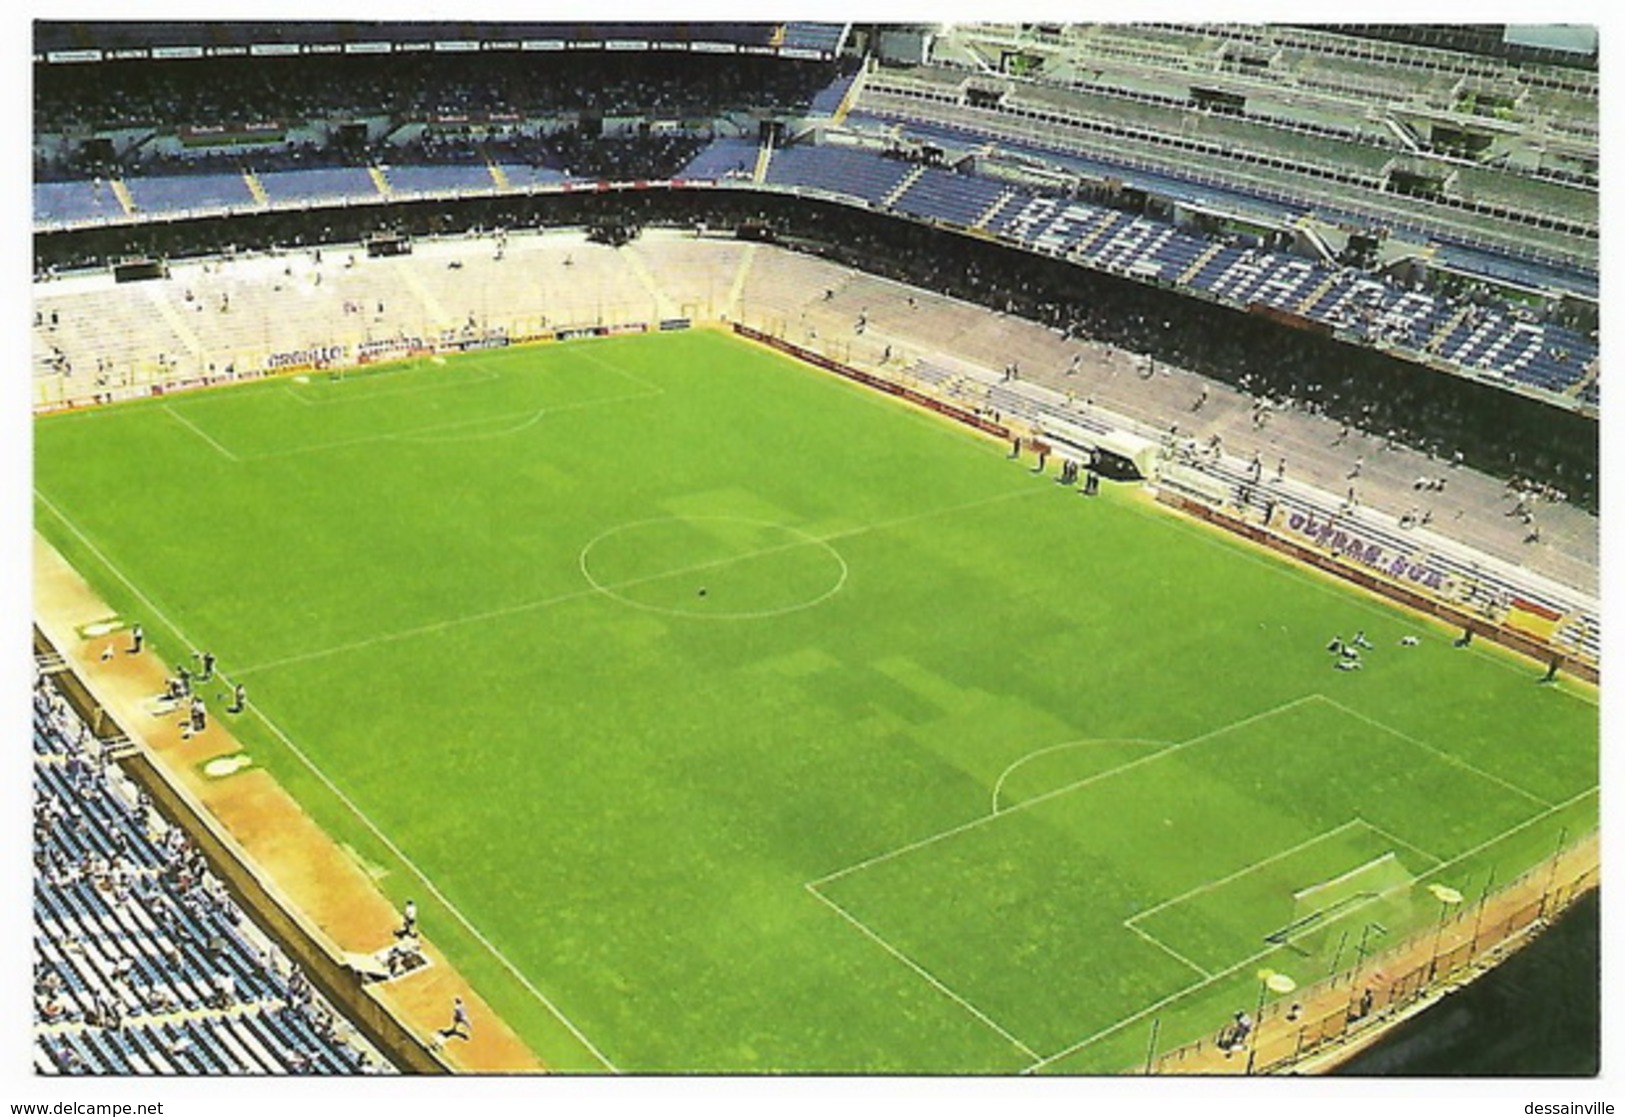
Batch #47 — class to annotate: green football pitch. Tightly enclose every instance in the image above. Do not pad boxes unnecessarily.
[33,329,1598,1073]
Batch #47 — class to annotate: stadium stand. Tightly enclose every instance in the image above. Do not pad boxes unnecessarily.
[29,19,1600,1078]
[31,673,391,1076]
[381,164,501,199]
[28,27,1600,661]
[678,136,762,181]
[122,172,257,218]
[763,143,915,203]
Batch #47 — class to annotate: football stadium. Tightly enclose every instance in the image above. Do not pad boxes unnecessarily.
[28,21,1600,1081]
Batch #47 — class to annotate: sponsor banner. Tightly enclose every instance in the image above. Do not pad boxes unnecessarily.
[180,122,286,147]
[345,41,394,54]
[732,324,1009,439]
[1507,596,1563,640]
[356,337,430,364]
[266,344,346,372]
[554,323,648,341]
[521,40,568,51]
[153,46,204,60]
[554,326,602,341]
[444,334,511,352]
[46,50,103,63]
[1282,509,1449,592]
[249,42,302,57]
[150,377,208,397]
[434,40,481,53]
[659,318,692,331]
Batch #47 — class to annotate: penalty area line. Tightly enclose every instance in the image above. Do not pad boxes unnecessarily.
[1024,784,1599,1075]
[804,883,1040,1063]
[1314,695,1554,810]
[809,693,1322,890]
[162,403,241,462]
[1124,923,1211,980]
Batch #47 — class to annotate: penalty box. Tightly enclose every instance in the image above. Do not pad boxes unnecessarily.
[806,695,1520,1059]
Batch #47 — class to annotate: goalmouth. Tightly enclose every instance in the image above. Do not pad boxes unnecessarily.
[1266,851,1417,953]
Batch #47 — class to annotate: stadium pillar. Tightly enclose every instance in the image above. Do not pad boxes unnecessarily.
[1246,972,1295,1075]
[1426,886,1464,983]
[1537,826,1569,921]
[1469,865,1496,956]
[1343,921,1377,1025]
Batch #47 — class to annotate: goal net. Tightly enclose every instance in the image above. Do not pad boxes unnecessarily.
[1265,852,1416,956]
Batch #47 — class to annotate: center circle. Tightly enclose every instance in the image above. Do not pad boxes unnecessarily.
[579,516,848,619]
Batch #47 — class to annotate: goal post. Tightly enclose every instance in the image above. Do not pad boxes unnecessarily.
[1265,851,1416,955]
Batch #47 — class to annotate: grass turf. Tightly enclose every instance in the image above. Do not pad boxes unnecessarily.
[33,329,1598,1073]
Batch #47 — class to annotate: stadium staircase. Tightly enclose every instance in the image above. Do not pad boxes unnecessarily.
[146,287,205,366]
[487,161,511,191]
[1292,218,1339,265]
[1381,116,1426,153]
[392,263,453,328]
[1424,304,1473,353]
[830,62,868,127]
[1295,272,1343,315]
[109,178,136,217]
[753,136,775,183]
[243,170,269,206]
[622,248,682,321]
[368,165,393,198]
[1565,362,1599,400]
[973,188,1017,230]
[882,165,926,207]
[1178,242,1224,286]
[1071,210,1122,256]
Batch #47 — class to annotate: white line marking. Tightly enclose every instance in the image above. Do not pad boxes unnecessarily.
[805,883,1039,1062]
[282,364,504,407]
[1023,783,1598,1074]
[241,389,656,462]
[234,584,606,678]
[235,486,1044,677]
[563,341,668,396]
[578,516,849,621]
[162,404,240,462]
[1353,815,1444,868]
[808,694,1322,889]
[1316,694,1553,808]
[34,491,620,1072]
[991,738,1166,815]
[392,407,550,444]
[1124,922,1211,979]
[1125,819,1366,925]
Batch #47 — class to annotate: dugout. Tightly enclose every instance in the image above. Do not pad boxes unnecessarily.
[1040,422,1157,482]
[1091,429,1157,480]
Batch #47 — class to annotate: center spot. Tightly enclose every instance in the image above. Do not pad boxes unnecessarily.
[579,517,848,619]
